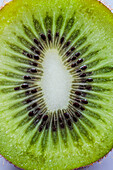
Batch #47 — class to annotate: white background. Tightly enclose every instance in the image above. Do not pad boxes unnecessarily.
[0,0,113,170]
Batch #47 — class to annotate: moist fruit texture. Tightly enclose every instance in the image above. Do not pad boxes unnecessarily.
[0,0,113,169]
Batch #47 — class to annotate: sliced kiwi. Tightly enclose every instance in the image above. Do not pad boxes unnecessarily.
[0,0,113,169]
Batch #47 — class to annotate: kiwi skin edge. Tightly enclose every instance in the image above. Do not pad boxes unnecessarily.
[0,0,113,169]
[0,148,112,170]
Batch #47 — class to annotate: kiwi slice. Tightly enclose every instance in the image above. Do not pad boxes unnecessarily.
[0,0,113,169]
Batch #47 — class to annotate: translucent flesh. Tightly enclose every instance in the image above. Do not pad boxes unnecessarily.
[0,0,113,169]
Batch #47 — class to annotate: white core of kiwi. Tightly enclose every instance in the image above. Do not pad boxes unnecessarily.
[41,48,73,112]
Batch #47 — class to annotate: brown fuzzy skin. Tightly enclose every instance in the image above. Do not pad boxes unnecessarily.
[0,0,113,170]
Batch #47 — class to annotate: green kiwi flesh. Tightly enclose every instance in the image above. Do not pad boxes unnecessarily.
[0,0,113,169]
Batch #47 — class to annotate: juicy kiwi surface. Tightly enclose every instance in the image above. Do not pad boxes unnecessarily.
[0,0,113,169]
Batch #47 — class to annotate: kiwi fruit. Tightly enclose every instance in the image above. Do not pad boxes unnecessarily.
[0,0,113,169]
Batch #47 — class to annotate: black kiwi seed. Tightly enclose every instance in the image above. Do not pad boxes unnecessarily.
[66,51,71,56]
[80,65,87,70]
[31,89,37,93]
[71,47,75,51]
[28,111,34,117]
[27,53,32,58]
[71,63,77,68]
[73,102,80,108]
[86,78,93,82]
[75,112,81,117]
[14,87,20,91]
[67,58,71,62]
[76,69,81,73]
[67,119,72,127]
[80,106,85,111]
[66,41,71,46]
[34,55,39,60]
[34,38,39,45]
[48,33,52,41]
[80,73,86,77]
[75,91,81,95]
[38,125,43,132]
[60,37,65,44]
[81,99,88,104]
[32,103,37,108]
[55,32,59,37]
[35,50,41,55]
[32,62,38,67]
[31,68,37,73]
[77,58,83,64]
[40,34,46,41]
[64,112,70,119]
[26,99,32,103]
[43,115,48,121]
[63,41,71,48]
[31,46,36,51]
[21,83,29,88]
[73,116,78,122]
[71,56,76,61]
[24,75,31,80]
[75,52,80,57]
